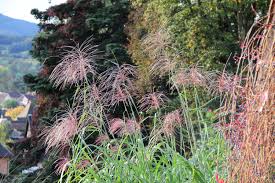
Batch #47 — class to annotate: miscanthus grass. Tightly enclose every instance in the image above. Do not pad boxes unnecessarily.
[57,107,229,183]
[43,33,231,183]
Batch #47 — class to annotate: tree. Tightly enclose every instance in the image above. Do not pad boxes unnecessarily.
[129,0,268,70]
[2,99,18,109]
[5,106,25,120]
[24,0,131,125]
[0,120,11,144]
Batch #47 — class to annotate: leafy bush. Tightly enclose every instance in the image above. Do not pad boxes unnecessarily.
[0,120,10,144]
[2,99,18,109]
[5,106,25,120]
[127,0,268,90]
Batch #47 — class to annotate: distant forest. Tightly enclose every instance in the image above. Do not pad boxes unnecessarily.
[0,35,32,55]
[0,35,39,92]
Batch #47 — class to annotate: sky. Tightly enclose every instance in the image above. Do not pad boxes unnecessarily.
[0,0,66,23]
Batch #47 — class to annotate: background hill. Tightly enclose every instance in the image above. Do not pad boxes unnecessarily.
[0,13,38,37]
[0,14,39,92]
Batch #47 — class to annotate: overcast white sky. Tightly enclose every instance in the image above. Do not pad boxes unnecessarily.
[0,0,66,23]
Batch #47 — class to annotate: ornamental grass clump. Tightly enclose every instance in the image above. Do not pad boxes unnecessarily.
[36,2,275,183]
[219,2,275,182]
[43,29,231,183]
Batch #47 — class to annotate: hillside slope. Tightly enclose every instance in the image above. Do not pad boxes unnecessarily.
[0,13,38,37]
[0,14,39,92]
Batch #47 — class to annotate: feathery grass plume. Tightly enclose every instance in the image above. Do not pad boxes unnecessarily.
[95,134,110,145]
[142,29,171,59]
[76,159,91,170]
[122,119,141,136]
[217,73,242,96]
[172,69,189,87]
[109,118,124,135]
[76,84,103,109]
[188,67,209,87]
[138,92,168,111]
[150,55,177,77]
[100,63,137,107]
[42,110,79,153]
[55,157,70,175]
[172,66,211,89]
[161,110,182,136]
[142,29,177,77]
[109,118,140,136]
[49,37,100,90]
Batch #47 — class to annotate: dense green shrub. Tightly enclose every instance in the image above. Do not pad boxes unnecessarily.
[0,120,10,144]
[128,0,268,71]
[1,99,18,108]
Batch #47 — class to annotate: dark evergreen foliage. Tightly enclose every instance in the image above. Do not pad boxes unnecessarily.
[25,0,131,106]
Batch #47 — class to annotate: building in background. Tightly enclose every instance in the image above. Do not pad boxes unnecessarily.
[0,92,35,140]
[0,143,13,175]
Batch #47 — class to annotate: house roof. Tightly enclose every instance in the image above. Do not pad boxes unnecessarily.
[8,92,22,99]
[11,121,28,132]
[24,94,36,101]
[17,102,32,118]
[0,92,9,103]
[0,144,13,158]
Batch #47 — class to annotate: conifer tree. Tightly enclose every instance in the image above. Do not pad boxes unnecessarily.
[24,0,131,126]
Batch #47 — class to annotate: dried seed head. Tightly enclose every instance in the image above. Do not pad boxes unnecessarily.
[49,37,100,90]
[76,84,103,110]
[123,119,141,135]
[172,66,209,88]
[100,64,137,107]
[162,120,175,136]
[162,110,182,136]
[150,56,177,77]
[142,29,171,59]
[212,73,242,95]
[139,92,167,111]
[109,118,124,135]
[55,157,70,175]
[42,110,79,153]
[109,118,141,136]
[95,134,110,145]
[163,110,182,125]
[189,67,207,86]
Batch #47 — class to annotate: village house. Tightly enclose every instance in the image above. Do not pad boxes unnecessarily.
[0,92,35,141]
[0,143,13,175]
[0,92,10,106]
[0,92,29,106]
